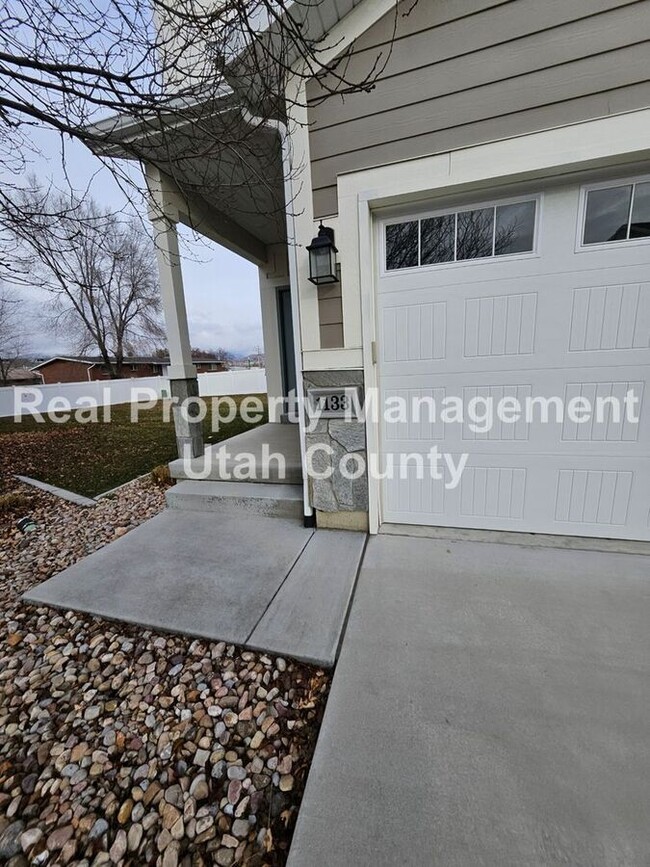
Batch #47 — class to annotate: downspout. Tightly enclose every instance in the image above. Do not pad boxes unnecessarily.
[240,108,314,527]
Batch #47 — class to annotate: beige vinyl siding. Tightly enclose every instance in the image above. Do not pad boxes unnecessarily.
[317,284,344,348]
[308,0,650,217]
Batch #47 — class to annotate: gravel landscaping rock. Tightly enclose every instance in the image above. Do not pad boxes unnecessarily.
[0,477,330,865]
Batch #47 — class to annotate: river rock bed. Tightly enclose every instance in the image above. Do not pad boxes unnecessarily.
[0,478,329,865]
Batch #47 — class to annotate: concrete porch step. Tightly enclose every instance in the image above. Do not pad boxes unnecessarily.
[166,480,304,519]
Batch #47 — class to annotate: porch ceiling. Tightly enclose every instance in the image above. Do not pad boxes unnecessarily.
[89,102,287,256]
[83,0,374,251]
[84,0,370,254]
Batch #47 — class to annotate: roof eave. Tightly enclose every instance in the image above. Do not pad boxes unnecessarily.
[84,87,239,160]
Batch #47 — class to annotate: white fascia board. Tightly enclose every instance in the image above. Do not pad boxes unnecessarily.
[84,88,237,158]
[294,0,398,74]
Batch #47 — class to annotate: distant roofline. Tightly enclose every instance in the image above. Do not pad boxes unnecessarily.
[30,356,95,370]
[31,355,227,371]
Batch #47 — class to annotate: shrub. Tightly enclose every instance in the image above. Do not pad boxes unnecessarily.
[0,492,33,513]
[151,464,172,487]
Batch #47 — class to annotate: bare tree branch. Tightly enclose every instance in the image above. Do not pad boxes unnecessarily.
[1,0,411,252]
[5,183,165,376]
[0,283,26,385]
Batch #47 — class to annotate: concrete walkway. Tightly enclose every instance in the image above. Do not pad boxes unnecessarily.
[24,511,365,667]
[289,534,650,867]
[169,422,302,484]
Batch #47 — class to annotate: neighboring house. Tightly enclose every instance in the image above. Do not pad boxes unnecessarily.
[32,356,227,384]
[3,367,41,386]
[89,0,650,542]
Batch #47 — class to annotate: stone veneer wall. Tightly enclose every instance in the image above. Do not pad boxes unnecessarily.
[303,370,368,517]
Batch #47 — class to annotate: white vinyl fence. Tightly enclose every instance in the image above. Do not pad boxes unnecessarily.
[197,369,266,398]
[1,369,267,418]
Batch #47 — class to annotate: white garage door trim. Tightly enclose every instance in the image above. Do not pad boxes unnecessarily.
[372,176,650,541]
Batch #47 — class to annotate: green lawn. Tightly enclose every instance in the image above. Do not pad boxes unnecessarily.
[0,396,268,497]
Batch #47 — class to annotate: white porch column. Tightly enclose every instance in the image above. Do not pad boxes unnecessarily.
[146,165,204,459]
[153,215,195,380]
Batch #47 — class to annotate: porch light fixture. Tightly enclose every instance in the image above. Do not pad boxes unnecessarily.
[307,223,338,285]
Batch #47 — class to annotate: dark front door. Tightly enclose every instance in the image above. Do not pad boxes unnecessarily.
[277,286,296,397]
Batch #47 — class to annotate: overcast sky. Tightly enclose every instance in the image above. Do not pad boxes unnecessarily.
[8,129,263,358]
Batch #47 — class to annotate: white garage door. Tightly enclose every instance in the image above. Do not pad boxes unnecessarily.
[377,175,650,540]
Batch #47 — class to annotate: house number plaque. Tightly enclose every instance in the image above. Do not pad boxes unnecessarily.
[306,386,363,419]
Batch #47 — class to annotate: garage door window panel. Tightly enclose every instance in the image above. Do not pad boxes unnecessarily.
[630,182,650,238]
[495,201,537,255]
[384,198,537,272]
[582,179,650,245]
[421,214,455,264]
[456,208,494,260]
[386,220,418,270]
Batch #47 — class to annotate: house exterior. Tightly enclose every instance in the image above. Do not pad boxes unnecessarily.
[3,367,41,386]
[90,0,650,541]
[32,356,227,384]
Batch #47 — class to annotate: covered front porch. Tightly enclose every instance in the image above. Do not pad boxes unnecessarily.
[22,104,362,664]
[89,98,312,523]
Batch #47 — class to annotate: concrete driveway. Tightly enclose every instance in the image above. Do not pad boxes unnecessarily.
[289,533,650,867]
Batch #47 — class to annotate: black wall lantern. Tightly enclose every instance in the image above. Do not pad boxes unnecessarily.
[306,223,339,285]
